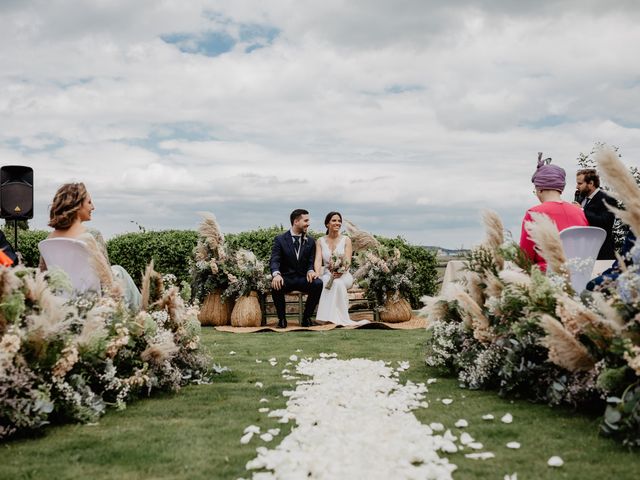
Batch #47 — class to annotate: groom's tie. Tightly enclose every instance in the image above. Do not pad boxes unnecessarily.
[293,235,301,259]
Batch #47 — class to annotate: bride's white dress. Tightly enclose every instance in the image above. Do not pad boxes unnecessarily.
[316,236,369,326]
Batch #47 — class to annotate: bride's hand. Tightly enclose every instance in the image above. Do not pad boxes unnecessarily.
[332,272,342,279]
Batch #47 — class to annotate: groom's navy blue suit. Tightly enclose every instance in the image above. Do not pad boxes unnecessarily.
[270,230,323,325]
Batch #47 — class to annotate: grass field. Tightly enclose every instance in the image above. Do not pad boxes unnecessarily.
[1,328,638,479]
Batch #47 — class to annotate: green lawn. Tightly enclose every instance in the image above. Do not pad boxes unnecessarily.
[1,328,638,479]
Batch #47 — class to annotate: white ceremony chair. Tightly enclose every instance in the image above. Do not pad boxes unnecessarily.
[559,226,606,293]
[38,238,102,296]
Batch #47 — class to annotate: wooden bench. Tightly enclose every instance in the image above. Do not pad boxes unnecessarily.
[261,287,378,325]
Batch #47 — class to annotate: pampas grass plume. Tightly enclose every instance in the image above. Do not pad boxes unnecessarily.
[141,260,156,311]
[525,212,568,276]
[539,314,595,372]
[499,269,532,288]
[80,232,115,289]
[198,212,225,252]
[450,284,493,343]
[484,271,504,298]
[343,220,380,252]
[596,147,640,238]
[482,210,505,269]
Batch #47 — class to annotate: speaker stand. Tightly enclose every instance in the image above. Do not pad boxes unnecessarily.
[12,219,18,255]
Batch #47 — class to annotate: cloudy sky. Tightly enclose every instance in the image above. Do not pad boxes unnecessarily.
[1,0,639,248]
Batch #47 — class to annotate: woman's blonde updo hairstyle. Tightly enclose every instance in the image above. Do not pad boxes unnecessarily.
[48,182,88,229]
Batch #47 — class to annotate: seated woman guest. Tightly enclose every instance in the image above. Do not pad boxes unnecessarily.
[520,154,588,270]
[40,182,141,311]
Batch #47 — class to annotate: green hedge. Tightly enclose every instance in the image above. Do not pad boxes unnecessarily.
[2,228,49,267]
[377,236,439,308]
[106,230,198,287]
[8,226,438,306]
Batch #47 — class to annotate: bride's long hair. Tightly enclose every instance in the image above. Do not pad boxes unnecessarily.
[324,211,342,235]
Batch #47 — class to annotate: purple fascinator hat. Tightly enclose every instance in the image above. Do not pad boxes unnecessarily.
[531,152,565,192]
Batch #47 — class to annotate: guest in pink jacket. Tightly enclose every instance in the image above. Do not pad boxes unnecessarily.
[519,154,588,270]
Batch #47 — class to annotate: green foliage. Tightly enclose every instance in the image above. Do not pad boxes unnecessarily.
[601,381,640,447]
[2,228,48,267]
[225,226,283,262]
[107,230,198,287]
[377,236,439,307]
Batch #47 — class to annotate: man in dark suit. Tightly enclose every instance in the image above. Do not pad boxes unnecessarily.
[574,168,617,259]
[270,209,323,328]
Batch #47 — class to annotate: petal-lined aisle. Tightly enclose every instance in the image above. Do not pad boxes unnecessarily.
[244,356,458,479]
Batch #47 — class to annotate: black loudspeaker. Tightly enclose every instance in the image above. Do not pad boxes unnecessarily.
[0,166,34,220]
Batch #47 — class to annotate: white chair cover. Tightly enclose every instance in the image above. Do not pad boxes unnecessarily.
[38,238,101,295]
[559,226,606,293]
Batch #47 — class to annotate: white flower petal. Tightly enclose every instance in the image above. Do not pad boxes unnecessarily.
[547,456,564,467]
[482,414,494,420]
[454,419,468,428]
[442,398,453,405]
[258,408,269,413]
[255,382,263,388]
[460,432,474,445]
[240,432,254,444]
[259,433,274,442]
[506,442,521,449]
[243,425,261,434]
[289,355,298,361]
[430,422,445,432]
[229,351,236,355]
[501,413,513,424]
[465,452,495,460]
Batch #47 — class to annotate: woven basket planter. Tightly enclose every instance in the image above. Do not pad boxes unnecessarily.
[198,289,233,326]
[230,291,262,327]
[379,295,412,323]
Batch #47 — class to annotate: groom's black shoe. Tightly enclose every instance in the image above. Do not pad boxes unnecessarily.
[302,318,320,327]
[277,318,287,329]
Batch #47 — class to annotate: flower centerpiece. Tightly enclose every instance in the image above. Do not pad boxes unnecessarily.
[222,249,271,327]
[191,212,233,326]
[0,263,218,441]
[421,145,640,448]
[353,245,415,322]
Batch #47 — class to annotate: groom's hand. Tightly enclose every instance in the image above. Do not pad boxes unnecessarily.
[306,271,317,283]
[272,273,284,290]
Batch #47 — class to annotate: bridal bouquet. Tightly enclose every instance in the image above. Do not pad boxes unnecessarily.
[325,252,350,290]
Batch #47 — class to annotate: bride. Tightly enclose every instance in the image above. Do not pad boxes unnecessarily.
[314,212,369,326]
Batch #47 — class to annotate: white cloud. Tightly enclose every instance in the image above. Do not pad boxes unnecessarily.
[1,1,639,247]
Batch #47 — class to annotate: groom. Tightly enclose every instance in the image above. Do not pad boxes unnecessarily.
[270,209,323,328]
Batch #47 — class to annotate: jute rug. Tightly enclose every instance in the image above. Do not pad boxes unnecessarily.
[213,314,427,333]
